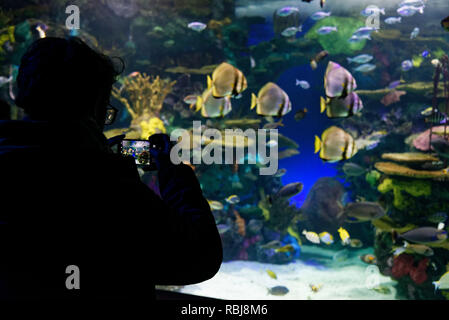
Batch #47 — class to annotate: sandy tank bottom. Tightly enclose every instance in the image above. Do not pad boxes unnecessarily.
[180,245,400,300]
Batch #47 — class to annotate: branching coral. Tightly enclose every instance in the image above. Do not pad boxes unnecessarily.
[111,72,176,139]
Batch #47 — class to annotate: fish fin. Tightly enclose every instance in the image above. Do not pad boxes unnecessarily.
[189,103,195,110]
[195,96,203,112]
[320,96,326,113]
[207,75,212,90]
[251,93,257,110]
[314,136,321,154]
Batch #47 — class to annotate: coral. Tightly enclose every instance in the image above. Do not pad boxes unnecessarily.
[110,72,176,139]
[375,162,449,180]
[381,152,439,163]
[304,16,366,55]
[377,177,431,210]
[265,198,299,233]
[392,254,414,279]
[0,25,15,56]
[365,170,381,187]
[409,258,429,285]
[165,64,218,74]
[413,126,449,152]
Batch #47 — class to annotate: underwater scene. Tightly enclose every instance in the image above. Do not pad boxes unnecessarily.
[1,0,449,300]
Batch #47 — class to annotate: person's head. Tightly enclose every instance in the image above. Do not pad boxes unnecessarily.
[15,37,123,130]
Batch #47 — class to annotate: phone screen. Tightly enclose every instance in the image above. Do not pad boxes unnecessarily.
[120,140,151,166]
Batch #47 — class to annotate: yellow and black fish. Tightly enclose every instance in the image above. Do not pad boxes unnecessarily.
[208,62,247,98]
[315,126,357,162]
[195,87,232,118]
[320,92,363,118]
[251,82,292,117]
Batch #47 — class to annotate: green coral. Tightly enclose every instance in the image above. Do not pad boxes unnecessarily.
[378,178,431,210]
[304,16,366,55]
[365,170,381,187]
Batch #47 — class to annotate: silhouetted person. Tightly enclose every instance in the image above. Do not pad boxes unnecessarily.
[0,37,222,299]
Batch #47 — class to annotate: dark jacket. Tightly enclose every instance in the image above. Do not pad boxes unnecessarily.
[0,120,222,299]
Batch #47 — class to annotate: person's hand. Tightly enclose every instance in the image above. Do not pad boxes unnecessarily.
[148,133,174,170]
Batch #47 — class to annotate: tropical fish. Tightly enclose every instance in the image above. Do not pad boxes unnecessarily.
[268,286,289,296]
[397,5,424,17]
[338,227,351,245]
[281,26,302,37]
[442,15,449,32]
[352,27,376,38]
[315,126,357,162]
[260,240,282,249]
[360,254,377,264]
[273,168,287,177]
[271,182,304,201]
[385,17,402,24]
[225,195,240,204]
[251,82,292,117]
[188,22,207,32]
[346,54,373,64]
[183,94,198,105]
[208,200,224,211]
[344,202,386,223]
[266,269,277,279]
[276,6,300,17]
[425,111,449,125]
[310,11,331,20]
[216,224,231,235]
[388,80,403,89]
[395,225,447,245]
[348,34,372,42]
[208,62,247,98]
[324,61,357,98]
[433,271,449,291]
[302,230,321,244]
[275,244,295,253]
[310,50,329,70]
[361,5,385,17]
[263,120,284,129]
[349,239,363,248]
[342,162,366,177]
[410,27,420,39]
[296,79,310,89]
[399,0,425,7]
[353,63,376,73]
[393,241,434,257]
[319,232,334,245]
[294,108,308,121]
[195,88,232,118]
[421,106,434,116]
[317,26,337,35]
[422,50,430,58]
[320,92,363,118]
[380,90,406,106]
[371,216,416,234]
[309,284,322,292]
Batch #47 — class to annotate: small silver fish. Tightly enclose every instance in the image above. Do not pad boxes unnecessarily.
[317,26,337,35]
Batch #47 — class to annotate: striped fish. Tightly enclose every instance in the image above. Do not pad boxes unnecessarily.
[208,62,247,98]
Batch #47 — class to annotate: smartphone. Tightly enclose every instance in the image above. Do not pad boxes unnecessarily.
[120,139,155,170]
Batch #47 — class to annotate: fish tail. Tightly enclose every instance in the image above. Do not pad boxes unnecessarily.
[380,8,385,15]
[320,96,327,113]
[314,135,321,154]
[346,57,352,64]
[251,93,257,110]
[195,96,203,112]
[207,75,212,90]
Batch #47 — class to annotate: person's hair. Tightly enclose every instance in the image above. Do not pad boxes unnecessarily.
[15,37,123,120]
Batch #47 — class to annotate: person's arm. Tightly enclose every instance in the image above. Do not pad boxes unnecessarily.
[149,134,222,285]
